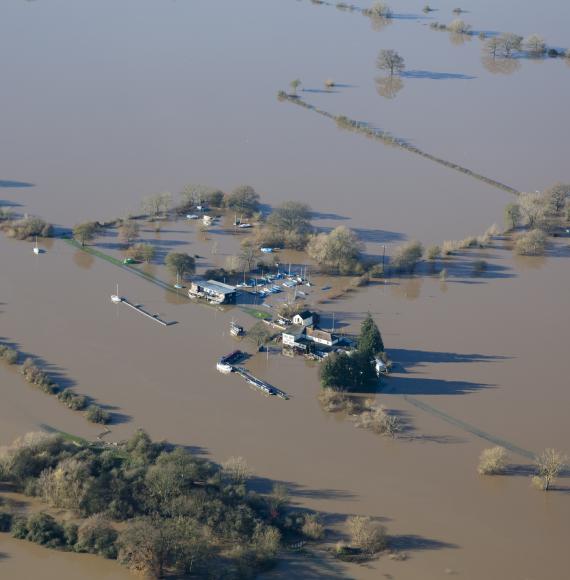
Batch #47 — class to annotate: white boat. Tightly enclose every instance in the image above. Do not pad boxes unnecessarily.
[186,214,199,220]
[216,362,233,374]
[33,237,40,255]
[111,284,122,304]
[230,321,244,337]
[238,223,252,229]
[260,247,273,254]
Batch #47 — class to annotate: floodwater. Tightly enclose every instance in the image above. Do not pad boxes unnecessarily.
[1,1,569,579]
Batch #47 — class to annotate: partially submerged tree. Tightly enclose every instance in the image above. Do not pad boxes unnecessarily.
[165,252,196,279]
[514,229,547,256]
[477,447,508,475]
[390,240,423,273]
[376,49,405,76]
[543,182,570,215]
[347,516,386,554]
[142,192,172,219]
[289,78,301,96]
[307,226,363,274]
[503,201,521,231]
[532,448,567,491]
[73,222,100,247]
[498,32,523,57]
[365,1,392,19]
[118,221,140,245]
[525,34,546,56]
[448,19,471,34]
[225,185,260,216]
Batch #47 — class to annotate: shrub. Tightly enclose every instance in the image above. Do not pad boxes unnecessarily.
[514,229,547,256]
[57,389,87,411]
[20,359,58,394]
[426,245,441,260]
[11,516,29,539]
[86,405,111,424]
[477,447,508,475]
[318,388,348,413]
[347,516,386,554]
[354,405,401,437]
[76,515,118,558]
[0,344,19,364]
[25,512,65,548]
[448,19,471,34]
[1,217,53,240]
[390,240,423,273]
[442,240,461,256]
[302,514,325,540]
[63,522,79,547]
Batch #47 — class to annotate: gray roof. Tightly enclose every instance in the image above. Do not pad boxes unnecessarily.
[196,279,236,294]
[295,310,313,320]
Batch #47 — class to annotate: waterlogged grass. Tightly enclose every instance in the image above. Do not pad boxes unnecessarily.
[242,307,272,320]
[278,93,519,195]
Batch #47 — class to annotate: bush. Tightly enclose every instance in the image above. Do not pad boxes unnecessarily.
[57,389,87,411]
[477,447,508,475]
[426,245,441,260]
[86,405,111,424]
[354,405,401,437]
[0,344,19,364]
[11,516,29,539]
[302,514,325,540]
[514,229,547,256]
[1,217,53,240]
[347,516,386,555]
[76,515,118,558]
[20,359,58,394]
[442,240,461,256]
[25,513,65,548]
[318,388,348,413]
[391,240,423,272]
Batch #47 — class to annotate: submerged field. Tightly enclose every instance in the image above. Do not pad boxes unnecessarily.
[1,0,569,578]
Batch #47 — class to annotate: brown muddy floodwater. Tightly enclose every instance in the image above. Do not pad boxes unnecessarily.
[1,0,569,578]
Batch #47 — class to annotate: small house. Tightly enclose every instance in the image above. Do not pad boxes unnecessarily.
[282,326,305,348]
[292,310,315,327]
[305,326,338,348]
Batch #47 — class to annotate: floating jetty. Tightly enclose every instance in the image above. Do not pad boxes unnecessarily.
[216,351,289,400]
[111,296,172,326]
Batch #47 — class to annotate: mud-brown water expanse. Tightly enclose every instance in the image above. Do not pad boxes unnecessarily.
[1,0,569,578]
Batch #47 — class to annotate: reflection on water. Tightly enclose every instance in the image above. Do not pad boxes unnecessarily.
[368,15,392,32]
[72,249,94,270]
[390,276,422,300]
[512,252,547,271]
[481,56,521,75]
[449,31,472,46]
[375,75,404,99]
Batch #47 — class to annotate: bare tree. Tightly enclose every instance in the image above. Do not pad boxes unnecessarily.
[498,32,523,57]
[477,447,508,475]
[376,49,405,76]
[525,34,546,55]
[485,37,501,59]
[366,1,392,18]
[518,192,546,228]
[347,516,387,554]
[448,19,471,34]
[118,220,140,245]
[533,448,567,491]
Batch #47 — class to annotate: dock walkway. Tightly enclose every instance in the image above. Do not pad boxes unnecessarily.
[116,297,173,326]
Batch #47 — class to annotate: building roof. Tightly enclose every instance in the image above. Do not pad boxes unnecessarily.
[295,310,313,320]
[283,325,305,336]
[306,327,337,343]
[195,279,236,295]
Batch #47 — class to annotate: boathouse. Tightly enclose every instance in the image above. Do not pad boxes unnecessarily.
[188,280,237,304]
[292,310,315,327]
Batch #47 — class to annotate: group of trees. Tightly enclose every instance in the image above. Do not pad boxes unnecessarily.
[307,226,364,274]
[0,342,111,424]
[486,33,551,60]
[254,201,313,250]
[0,430,328,577]
[0,216,53,240]
[503,183,570,256]
[319,314,384,392]
[477,446,567,492]
[178,184,261,217]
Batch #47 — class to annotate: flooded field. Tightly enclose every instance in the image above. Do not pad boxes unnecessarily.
[1,0,569,578]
